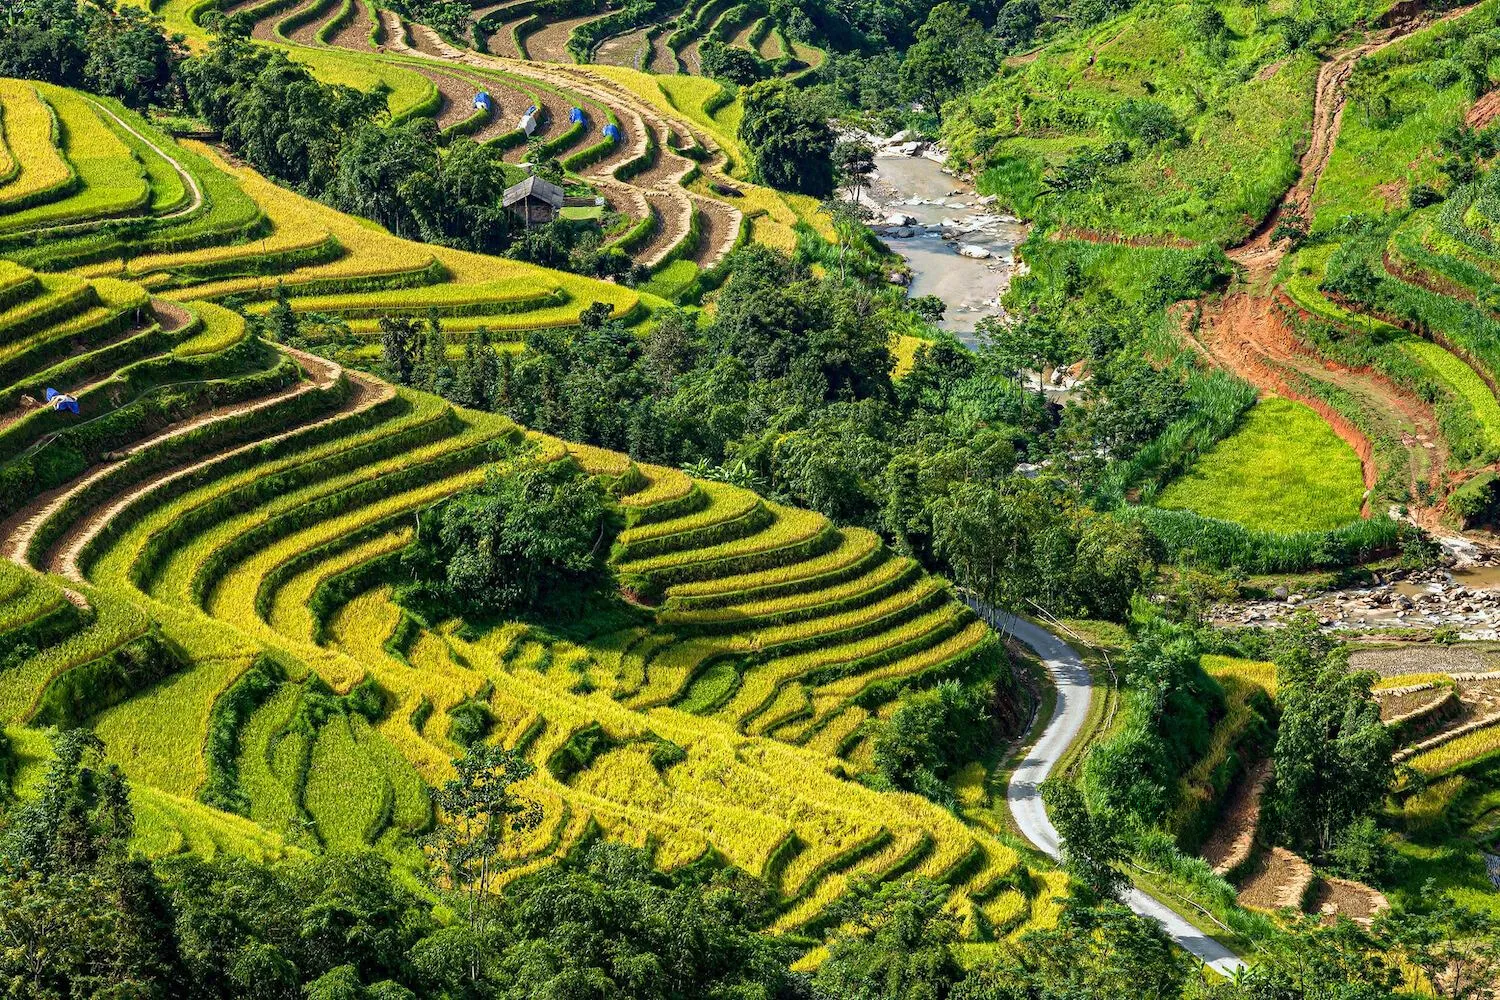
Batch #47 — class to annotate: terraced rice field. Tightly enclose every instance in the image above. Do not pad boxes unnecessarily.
[156,0,835,296]
[0,70,1029,943]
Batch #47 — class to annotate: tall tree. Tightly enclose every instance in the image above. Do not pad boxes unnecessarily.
[900,2,997,116]
[1039,779,1127,899]
[739,79,836,196]
[1269,617,1393,859]
[426,744,540,987]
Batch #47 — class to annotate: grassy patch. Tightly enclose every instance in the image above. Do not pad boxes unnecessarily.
[1155,396,1366,533]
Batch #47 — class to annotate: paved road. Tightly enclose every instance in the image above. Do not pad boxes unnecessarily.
[988,607,1247,977]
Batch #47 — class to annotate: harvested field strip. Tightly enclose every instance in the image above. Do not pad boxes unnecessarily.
[328,0,375,47]
[755,21,781,58]
[639,190,693,266]
[593,26,652,68]
[627,127,696,190]
[727,13,760,48]
[526,11,611,62]
[483,14,527,57]
[689,194,741,266]
[646,28,677,71]
[1237,846,1315,913]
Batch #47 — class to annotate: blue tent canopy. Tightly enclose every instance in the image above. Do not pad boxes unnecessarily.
[45,388,79,414]
[474,91,493,112]
[601,123,622,143]
[569,107,586,124]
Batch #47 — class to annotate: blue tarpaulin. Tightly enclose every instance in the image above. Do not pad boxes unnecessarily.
[519,105,539,135]
[569,107,585,124]
[45,388,79,414]
[602,123,621,142]
[474,92,493,112]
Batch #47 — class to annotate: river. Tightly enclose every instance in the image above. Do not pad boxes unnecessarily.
[860,153,1029,346]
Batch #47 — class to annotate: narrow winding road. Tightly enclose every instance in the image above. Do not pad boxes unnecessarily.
[995,610,1247,977]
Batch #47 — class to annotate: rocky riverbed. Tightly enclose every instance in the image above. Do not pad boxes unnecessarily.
[842,130,1029,345]
[1214,565,1500,639]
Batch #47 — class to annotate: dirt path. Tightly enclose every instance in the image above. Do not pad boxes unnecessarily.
[1193,4,1484,527]
[7,98,205,243]
[1191,293,1378,514]
[1232,3,1483,273]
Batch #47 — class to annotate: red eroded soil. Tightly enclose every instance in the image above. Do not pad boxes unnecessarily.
[1469,89,1500,130]
[1191,292,1379,514]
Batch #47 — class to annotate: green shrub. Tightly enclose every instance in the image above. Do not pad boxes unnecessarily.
[1449,471,1500,527]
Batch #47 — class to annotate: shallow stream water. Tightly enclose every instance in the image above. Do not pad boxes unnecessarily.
[859,154,1028,346]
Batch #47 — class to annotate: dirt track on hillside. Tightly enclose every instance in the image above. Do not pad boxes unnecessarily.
[1193,3,1484,527]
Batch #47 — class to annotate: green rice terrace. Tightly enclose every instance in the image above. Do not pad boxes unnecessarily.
[7,0,1500,994]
